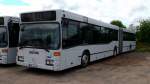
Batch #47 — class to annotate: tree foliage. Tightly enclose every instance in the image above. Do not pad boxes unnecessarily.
[110,20,126,28]
[136,19,150,43]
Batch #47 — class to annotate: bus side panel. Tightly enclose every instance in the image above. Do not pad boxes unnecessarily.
[7,48,17,64]
[122,41,136,53]
[60,41,118,70]
[61,47,83,70]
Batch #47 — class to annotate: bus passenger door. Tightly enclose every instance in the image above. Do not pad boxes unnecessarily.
[119,28,123,54]
[7,22,20,63]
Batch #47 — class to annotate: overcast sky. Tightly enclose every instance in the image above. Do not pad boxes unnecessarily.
[0,0,149,27]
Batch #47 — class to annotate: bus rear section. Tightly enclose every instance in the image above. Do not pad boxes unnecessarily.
[118,29,136,53]
[122,31,136,52]
[0,17,20,64]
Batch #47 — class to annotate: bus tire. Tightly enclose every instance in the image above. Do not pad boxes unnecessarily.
[81,52,90,67]
[113,47,117,56]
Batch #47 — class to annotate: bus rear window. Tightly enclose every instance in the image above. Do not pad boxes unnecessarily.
[21,11,56,22]
[0,17,4,25]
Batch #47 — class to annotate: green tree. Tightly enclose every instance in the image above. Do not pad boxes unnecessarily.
[110,20,126,28]
[137,19,150,43]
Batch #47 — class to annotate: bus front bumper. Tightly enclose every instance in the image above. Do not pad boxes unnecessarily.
[0,55,7,64]
[17,62,61,71]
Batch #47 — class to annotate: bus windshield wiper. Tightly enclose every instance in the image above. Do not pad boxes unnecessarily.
[19,40,49,52]
[19,40,33,49]
[30,38,50,52]
[34,46,49,52]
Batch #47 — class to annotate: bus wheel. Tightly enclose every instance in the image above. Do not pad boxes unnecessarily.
[81,53,90,67]
[113,47,117,56]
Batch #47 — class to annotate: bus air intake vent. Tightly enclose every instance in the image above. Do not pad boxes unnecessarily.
[21,11,56,22]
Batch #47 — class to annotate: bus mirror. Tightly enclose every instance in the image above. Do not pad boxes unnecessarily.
[8,20,13,30]
[62,20,69,27]
[21,28,24,31]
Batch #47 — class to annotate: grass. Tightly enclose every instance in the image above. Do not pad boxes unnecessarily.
[136,42,150,52]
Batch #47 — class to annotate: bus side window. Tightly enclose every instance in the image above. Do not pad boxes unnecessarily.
[80,23,89,44]
[62,19,80,48]
[100,27,106,43]
[93,26,101,44]
[114,30,118,41]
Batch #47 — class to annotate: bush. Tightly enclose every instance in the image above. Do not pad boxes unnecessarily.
[137,19,150,43]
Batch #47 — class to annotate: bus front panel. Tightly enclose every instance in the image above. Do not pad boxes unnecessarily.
[17,22,62,71]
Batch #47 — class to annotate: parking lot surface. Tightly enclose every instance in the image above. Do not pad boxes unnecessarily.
[0,52,150,84]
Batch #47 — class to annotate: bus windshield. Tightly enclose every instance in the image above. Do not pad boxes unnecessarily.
[20,23,60,50]
[0,27,8,48]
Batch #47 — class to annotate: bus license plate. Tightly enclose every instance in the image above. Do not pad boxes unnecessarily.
[29,64,37,68]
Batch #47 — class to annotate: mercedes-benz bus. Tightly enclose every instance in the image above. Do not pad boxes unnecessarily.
[0,16,20,64]
[17,10,136,71]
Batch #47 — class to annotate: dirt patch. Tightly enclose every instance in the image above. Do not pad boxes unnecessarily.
[0,52,150,84]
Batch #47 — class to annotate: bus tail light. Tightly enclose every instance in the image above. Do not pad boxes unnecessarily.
[53,51,61,56]
[2,49,8,53]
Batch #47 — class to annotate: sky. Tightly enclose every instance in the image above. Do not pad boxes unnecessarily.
[0,0,150,27]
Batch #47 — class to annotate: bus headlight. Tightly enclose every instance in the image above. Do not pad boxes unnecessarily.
[18,56,24,62]
[46,59,54,66]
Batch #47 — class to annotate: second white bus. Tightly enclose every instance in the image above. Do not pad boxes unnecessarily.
[0,16,20,64]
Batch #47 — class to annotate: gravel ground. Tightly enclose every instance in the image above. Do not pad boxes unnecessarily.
[0,52,150,84]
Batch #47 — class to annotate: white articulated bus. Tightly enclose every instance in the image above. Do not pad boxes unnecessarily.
[0,16,20,64]
[17,10,136,71]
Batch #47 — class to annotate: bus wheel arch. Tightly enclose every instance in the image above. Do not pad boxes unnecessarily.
[81,50,90,67]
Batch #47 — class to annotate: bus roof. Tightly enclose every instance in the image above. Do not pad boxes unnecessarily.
[59,10,119,30]
[21,9,120,30]
[0,16,20,26]
[122,28,136,34]
[21,9,135,33]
